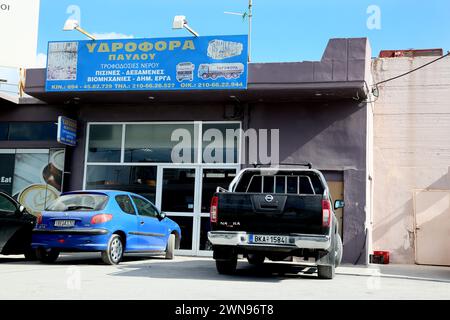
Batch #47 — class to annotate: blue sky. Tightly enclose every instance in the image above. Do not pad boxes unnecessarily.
[37,0,450,63]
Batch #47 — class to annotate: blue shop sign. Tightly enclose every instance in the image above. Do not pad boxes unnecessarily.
[57,116,77,146]
[45,35,248,92]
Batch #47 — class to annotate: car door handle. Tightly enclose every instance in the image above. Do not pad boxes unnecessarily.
[140,221,145,225]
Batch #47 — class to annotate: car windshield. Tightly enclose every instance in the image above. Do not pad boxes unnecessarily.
[46,194,108,212]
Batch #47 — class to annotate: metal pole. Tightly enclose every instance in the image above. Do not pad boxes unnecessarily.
[75,26,96,40]
[248,0,252,62]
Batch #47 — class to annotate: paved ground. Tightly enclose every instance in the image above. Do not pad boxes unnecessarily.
[0,253,449,300]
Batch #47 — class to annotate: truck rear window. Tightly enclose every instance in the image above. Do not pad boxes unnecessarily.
[245,175,316,194]
[235,170,324,195]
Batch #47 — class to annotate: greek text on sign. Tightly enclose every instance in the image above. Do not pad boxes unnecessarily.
[57,116,77,146]
[45,35,248,92]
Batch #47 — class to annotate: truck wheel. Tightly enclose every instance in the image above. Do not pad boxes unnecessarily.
[335,234,343,267]
[216,258,237,275]
[36,248,60,264]
[247,254,265,266]
[165,233,176,260]
[317,264,335,279]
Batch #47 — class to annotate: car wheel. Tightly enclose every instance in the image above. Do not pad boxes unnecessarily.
[36,248,60,264]
[247,254,265,266]
[335,233,343,267]
[24,247,37,261]
[317,264,335,279]
[101,234,124,265]
[165,233,176,260]
[216,258,237,275]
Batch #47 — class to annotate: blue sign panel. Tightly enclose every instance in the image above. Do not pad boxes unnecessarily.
[57,116,77,146]
[45,35,248,92]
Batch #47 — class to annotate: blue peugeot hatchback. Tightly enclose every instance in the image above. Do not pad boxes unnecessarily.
[32,190,181,265]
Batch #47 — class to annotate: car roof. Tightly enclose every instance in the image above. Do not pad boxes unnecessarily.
[61,190,139,197]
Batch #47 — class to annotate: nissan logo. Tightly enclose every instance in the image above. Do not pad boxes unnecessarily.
[265,195,274,202]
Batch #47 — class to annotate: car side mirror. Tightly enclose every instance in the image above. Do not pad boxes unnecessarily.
[159,212,166,220]
[16,205,26,215]
[334,200,345,210]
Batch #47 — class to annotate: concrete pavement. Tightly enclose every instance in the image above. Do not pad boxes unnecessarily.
[0,253,448,300]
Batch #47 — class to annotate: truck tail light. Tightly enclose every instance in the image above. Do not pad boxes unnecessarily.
[36,214,43,225]
[210,196,219,223]
[91,214,113,225]
[322,199,332,227]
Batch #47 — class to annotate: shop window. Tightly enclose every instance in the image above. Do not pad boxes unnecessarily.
[0,122,57,141]
[161,168,195,212]
[200,217,212,251]
[88,124,122,163]
[85,165,157,203]
[202,123,240,164]
[11,149,65,215]
[201,169,236,212]
[167,216,193,250]
[0,123,8,140]
[124,123,198,163]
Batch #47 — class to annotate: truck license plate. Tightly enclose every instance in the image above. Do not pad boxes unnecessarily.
[251,235,288,244]
[54,220,75,227]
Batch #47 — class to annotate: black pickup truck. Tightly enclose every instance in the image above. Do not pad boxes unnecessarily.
[207,167,344,279]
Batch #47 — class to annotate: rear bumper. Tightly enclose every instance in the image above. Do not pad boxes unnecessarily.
[33,228,109,235]
[31,228,110,251]
[208,231,331,251]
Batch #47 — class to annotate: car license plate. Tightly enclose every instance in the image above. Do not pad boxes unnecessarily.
[54,220,75,228]
[251,235,288,244]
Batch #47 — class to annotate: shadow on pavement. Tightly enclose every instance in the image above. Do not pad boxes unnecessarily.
[111,259,319,283]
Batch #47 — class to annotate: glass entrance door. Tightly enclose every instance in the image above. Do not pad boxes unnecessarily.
[157,167,197,255]
[157,166,238,256]
[197,168,237,256]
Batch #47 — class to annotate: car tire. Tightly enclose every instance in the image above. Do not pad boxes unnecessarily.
[36,248,60,264]
[335,233,343,267]
[247,254,265,266]
[101,234,124,265]
[317,264,335,279]
[24,248,37,261]
[216,258,237,275]
[165,233,176,260]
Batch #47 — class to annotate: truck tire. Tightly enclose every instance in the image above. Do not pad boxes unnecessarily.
[317,264,335,279]
[165,233,176,260]
[247,254,265,266]
[216,258,237,275]
[335,234,343,267]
